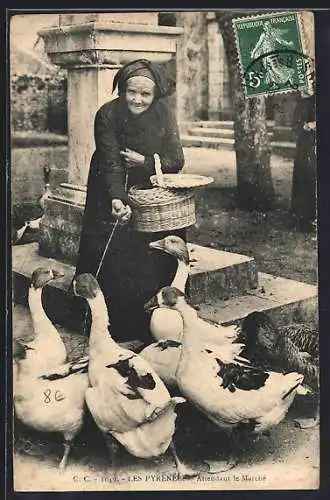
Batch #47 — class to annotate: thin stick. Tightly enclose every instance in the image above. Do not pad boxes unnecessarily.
[79,173,129,354]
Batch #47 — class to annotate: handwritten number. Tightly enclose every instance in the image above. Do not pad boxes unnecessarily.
[55,390,65,402]
[43,389,51,403]
[43,389,65,403]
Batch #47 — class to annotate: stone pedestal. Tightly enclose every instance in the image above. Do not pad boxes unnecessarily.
[38,14,183,264]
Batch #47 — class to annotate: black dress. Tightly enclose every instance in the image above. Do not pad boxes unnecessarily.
[75,96,186,343]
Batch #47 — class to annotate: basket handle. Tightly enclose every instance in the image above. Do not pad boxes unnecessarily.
[154,154,165,187]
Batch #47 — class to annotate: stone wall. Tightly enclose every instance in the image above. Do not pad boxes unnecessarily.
[10,14,68,134]
[11,140,68,221]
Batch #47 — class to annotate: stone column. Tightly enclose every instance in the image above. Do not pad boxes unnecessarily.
[37,13,183,264]
[218,29,232,120]
[207,13,232,121]
[207,14,221,120]
[175,12,208,131]
[67,66,121,185]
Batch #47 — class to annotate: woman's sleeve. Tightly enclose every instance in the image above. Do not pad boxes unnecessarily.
[143,104,185,175]
[94,104,129,203]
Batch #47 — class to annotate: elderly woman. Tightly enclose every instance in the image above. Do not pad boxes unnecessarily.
[74,59,186,344]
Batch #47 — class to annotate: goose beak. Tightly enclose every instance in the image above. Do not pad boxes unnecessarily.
[149,239,166,251]
[51,269,65,280]
[144,294,159,313]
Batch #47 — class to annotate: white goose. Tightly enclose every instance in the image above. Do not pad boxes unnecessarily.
[148,235,239,345]
[13,267,90,469]
[17,267,68,374]
[145,286,306,473]
[72,273,199,478]
[139,236,238,388]
[14,344,89,469]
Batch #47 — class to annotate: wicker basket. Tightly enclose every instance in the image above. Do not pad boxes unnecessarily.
[128,185,196,233]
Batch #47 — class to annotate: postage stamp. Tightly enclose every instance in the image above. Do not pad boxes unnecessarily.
[232,11,315,98]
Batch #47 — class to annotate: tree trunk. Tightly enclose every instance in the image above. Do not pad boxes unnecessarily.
[216,13,275,211]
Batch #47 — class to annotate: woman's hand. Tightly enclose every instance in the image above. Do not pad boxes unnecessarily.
[111,199,132,225]
[120,148,145,169]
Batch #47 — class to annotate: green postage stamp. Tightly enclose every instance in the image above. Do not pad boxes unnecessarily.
[232,11,315,98]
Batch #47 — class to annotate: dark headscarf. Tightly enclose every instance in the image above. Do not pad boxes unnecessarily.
[112,59,176,98]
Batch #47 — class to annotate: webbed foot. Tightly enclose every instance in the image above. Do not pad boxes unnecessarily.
[176,462,200,479]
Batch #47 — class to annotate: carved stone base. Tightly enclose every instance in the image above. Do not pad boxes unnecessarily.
[38,183,87,265]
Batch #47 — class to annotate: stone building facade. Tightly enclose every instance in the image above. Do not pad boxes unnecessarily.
[159,11,299,133]
[10,11,299,137]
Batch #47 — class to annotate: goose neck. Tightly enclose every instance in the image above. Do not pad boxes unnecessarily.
[171,259,190,292]
[87,292,115,351]
[176,304,201,350]
[174,304,201,378]
[28,287,53,331]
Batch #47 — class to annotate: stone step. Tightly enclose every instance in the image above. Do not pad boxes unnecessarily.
[184,120,234,130]
[188,127,235,139]
[197,272,317,328]
[180,135,296,159]
[12,242,258,331]
[181,134,234,151]
[272,126,296,143]
[184,120,276,130]
[271,141,297,159]
[188,126,274,140]
[12,272,317,362]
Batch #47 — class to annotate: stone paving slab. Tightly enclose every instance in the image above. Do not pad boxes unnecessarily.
[12,268,318,366]
[12,242,259,330]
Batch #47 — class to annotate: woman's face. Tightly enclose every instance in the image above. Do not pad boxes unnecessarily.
[125,76,156,115]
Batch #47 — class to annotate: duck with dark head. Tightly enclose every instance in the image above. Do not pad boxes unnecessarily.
[238,310,319,429]
[73,59,187,345]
